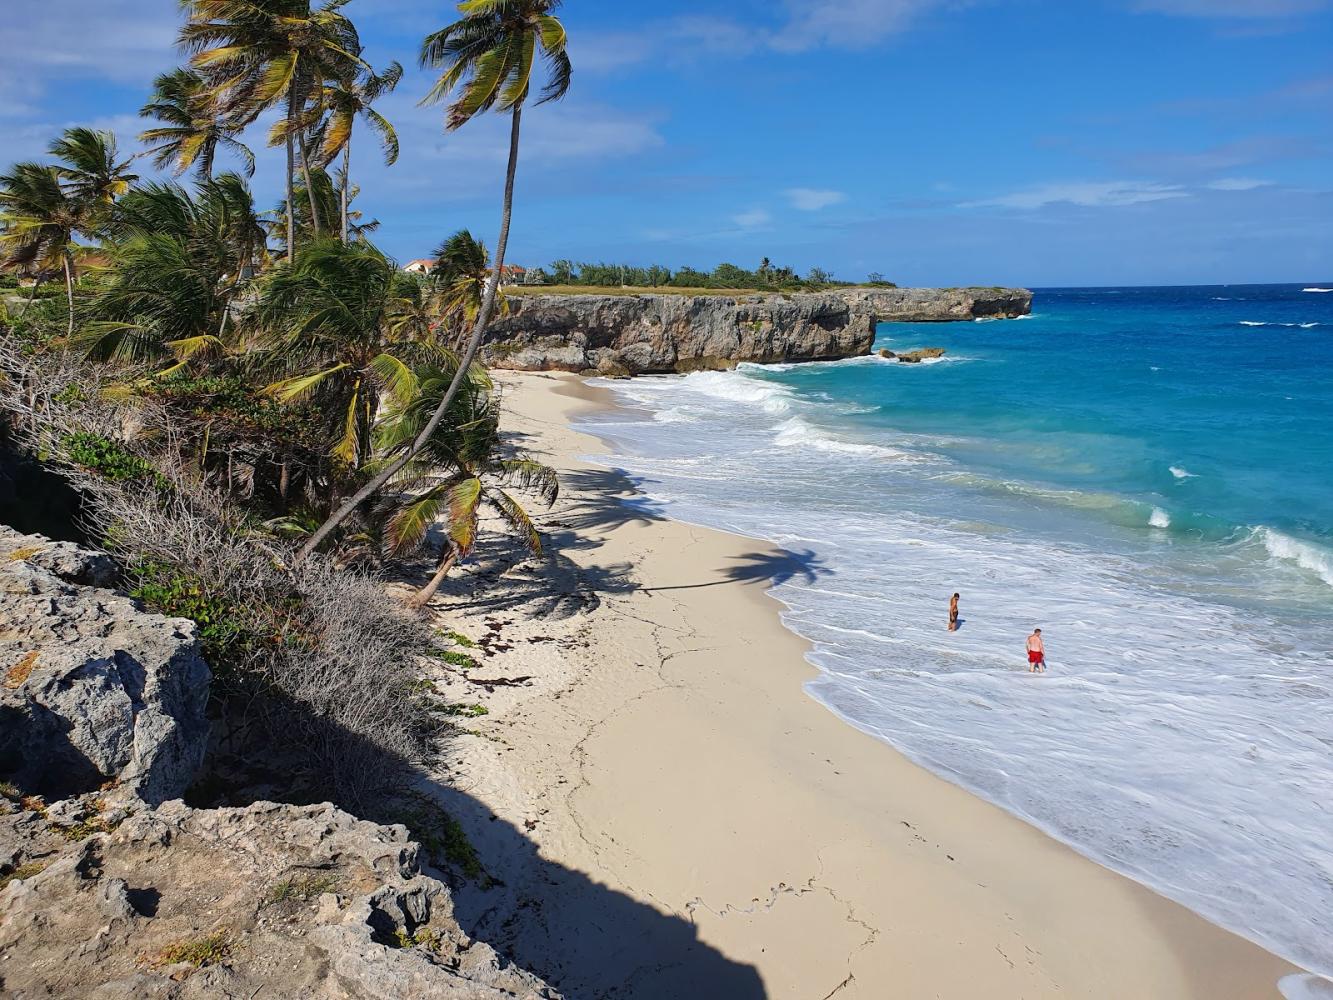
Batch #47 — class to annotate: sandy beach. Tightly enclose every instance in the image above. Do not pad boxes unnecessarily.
[412,370,1304,1000]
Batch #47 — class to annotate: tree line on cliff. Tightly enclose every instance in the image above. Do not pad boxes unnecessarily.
[534,258,898,291]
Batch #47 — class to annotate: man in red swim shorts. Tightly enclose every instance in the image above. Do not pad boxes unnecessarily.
[1026,628,1046,673]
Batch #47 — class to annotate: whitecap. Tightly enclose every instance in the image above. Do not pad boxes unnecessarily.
[1255,527,1333,588]
[1302,287,1332,293]
[1279,973,1333,1000]
[1240,321,1268,327]
[1169,466,1196,480]
[772,416,924,462]
[1149,507,1171,529]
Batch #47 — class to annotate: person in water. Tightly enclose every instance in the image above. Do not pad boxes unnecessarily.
[948,593,960,632]
[1026,628,1046,673]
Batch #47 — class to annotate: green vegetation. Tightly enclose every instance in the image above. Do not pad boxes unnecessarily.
[442,703,488,718]
[524,258,881,293]
[0,0,577,814]
[395,793,486,882]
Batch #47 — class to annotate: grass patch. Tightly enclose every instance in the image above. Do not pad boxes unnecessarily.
[390,926,446,950]
[0,861,48,890]
[150,930,231,969]
[265,871,340,905]
[7,546,43,562]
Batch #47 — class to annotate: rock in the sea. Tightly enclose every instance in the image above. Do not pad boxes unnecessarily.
[894,348,947,364]
[0,798,559,999]
[0,527,210,805]
[481,292,876,375]
[835,286,1032,322]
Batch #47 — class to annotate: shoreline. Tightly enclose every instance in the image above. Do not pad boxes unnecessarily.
[421,369,1305,999]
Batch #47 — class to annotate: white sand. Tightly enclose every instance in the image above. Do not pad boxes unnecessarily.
[412,371,1301,999]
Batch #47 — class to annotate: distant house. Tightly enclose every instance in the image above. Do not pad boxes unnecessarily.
[499,264,527,286]
[402,258,436,275]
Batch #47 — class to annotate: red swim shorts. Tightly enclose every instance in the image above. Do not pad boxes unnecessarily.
[1028,650,1045,664]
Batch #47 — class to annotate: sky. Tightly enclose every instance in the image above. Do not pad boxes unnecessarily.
[3,0,1332,286]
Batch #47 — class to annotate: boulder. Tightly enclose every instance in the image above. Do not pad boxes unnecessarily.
[0,797,559,999]
[0,527,210,805]
[895,348,947,364]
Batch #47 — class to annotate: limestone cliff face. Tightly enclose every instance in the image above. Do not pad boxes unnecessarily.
[481,293,876,375]
[480,287,1031,375]
[834,286,1033,322]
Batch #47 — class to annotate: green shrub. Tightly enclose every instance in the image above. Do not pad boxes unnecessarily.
[63,433,161,484]
[129,562,251,670]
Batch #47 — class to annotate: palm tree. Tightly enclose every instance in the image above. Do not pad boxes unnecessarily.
[270,166,378,255]
[378,369,556,608]
[178,0,365,259]
[138,67,257,180]
[293,0,572,564]
[255,240,439,470]
[49,128,138,218]
[429,228,509,347]
[318,62,402,242]
[0,163,81,335]
[77,174,267,368]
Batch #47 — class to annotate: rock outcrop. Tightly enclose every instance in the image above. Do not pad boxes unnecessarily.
[479,287,1030,375]
[0,528,210,805]
[0,797,558,999]
[879,347,947,364]
[834,286,1032,322]
[482,293,876,375]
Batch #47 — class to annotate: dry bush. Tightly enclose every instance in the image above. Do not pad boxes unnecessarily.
[0,342,436,808]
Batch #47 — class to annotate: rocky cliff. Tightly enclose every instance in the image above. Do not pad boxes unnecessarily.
[482,293,876,375]
[480,286,1031,375]
[0,527,559,999]
[834,286,1033,322]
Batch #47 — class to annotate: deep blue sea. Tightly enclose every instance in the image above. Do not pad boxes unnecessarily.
[578,284,1333,979]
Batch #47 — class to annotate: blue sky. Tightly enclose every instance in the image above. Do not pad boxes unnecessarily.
[4,0,1332,286]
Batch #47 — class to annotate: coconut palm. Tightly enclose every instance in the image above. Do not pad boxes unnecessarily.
[0,163,82,335]
[378,369,556,608]
[255,239,441,470]
[318,62,402,242]
[293,0,572,564]
[48,128,138,219]
[429,228,509,346]
[139,67,257,180]
[77,174,267,368]
[178,0,365,258]
[270,166,379,255]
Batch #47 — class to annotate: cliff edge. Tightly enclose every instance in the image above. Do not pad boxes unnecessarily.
[480,286,1031,376]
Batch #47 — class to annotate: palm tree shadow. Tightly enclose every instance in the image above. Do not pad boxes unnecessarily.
[645,548,829,593]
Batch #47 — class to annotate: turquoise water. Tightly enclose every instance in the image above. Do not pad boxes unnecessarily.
[580,284,1333,978]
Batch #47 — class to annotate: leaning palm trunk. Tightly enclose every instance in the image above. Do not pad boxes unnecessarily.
[409,542,459,608]
[284,104,296,261]
[341,141,351,243]
[61,252,75,338]
[294,105,525,565]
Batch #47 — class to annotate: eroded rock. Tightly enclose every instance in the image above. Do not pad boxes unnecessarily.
[0,527,209,805]
[0,798,559,999]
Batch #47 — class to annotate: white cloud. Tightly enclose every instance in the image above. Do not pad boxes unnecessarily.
[770,0,956,51]
[785,187,847,210]
[962,181,1190,210]
[732,208,774,229]
[1206,177,1273,190]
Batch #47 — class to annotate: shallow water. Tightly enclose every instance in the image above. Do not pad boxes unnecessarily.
[576,284,1333,976]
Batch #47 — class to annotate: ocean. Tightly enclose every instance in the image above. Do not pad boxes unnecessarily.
[576,284,1333,979]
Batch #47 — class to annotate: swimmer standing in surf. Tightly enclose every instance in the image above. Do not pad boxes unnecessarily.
[1027,628,1046,673]
[948,593,960,632]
